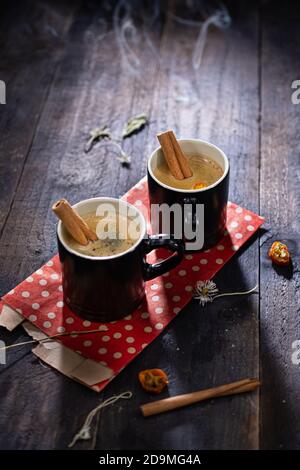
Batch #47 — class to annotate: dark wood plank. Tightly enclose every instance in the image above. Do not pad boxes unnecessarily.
[0,0,261,450]
[260,0,300,450]
[96,0,260,450]
[0,0,164,450]
[0,0,78,236]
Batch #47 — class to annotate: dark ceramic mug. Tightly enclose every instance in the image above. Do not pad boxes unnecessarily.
[147,139,230,251]
[57,197,184,322]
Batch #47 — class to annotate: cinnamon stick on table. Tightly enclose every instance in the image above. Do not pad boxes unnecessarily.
[140,378,260,417]
[157,130,193,180]
[52,199,97,245]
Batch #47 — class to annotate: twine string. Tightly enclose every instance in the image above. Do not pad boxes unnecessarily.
[0,328,108,352]
[68,391,133,448]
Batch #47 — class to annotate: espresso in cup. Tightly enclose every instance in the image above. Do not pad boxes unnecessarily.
[65,210,141,257]
[154,154,224,191]
[56,197,184,322]
[147,139,229,251]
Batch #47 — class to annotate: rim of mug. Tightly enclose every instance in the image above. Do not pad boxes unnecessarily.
[148,138,229,193]
[57,197,147,261]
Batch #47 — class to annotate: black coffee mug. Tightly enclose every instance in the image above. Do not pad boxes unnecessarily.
[57,197,184,322]
[147,139,230,251]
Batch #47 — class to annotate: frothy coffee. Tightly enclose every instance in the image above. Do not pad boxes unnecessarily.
[66,211,141,257]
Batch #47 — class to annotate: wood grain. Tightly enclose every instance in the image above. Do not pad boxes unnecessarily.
[260,0,300,450]
[0,0,298,451]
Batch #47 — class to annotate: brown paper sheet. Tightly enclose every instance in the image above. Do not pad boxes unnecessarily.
[0,304,113,391]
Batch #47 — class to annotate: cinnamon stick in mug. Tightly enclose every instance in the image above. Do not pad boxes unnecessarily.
[157,130,193,180]
[52,199,97,245]
[157,131,184,180]
[169,130,193,178]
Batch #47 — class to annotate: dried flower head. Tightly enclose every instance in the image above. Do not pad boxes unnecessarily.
[193,280,219,306]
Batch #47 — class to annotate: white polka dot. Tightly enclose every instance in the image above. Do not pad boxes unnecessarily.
[173,307,180,314]
[162,272,169,277]
[83,320,91,327]
[204,249,211,253]
[235,207,243,213]
[99,325,108,331]
[36,269,43,275]
[155,307,163,314]
[185,254,193,260]
[144,326,152,333]
[39,279,47,286]
[136,183,144,190]
[43,321,51,329]
[185,285,193,292]
[142,343,147,349]
[235,233,243,239]
[56,301,64,308]
[247,225,254,232]
[179,270,187,276]
[230,221,238,228]
[113,332,122,339]
[155,323,163,330]
[192,265,200,271]
[152,295,160,302]
[227,201,232,206]
[50,273,59,280]
[125,324,133,331]
[141,312,149,319]
[98,348,107,355]
[165,283,173,289]
[232,245,239,251]
[217,244,224,251]
[200,258,208,265]
[32,303,40,310]
[66,317,74,324]
[172,295,181,302]
[70,333,78,338]
[41,290,49,297]
[22,291,30,298]
[57,326,65,333]
[29,314,37,322]
[151,284,159,290]
[100,361,107,366]
[216,258,224,264]
[127,347,136,354]
[83,340,92,347]
[47,312,56,319]
[125,314,132,320]
[134,200,142,206]
[58,285,63,292]
[126,337,135,343]
[244,215,252,221]
[102,335,110,342]
[8,289,14,295]
[46,260,54,267]
[26,276,34,283]
[113,352,122,359]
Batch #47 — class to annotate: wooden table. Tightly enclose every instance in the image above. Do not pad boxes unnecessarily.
[1,0,299,450]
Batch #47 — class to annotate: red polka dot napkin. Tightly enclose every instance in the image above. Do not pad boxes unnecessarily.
[1,177,264,391]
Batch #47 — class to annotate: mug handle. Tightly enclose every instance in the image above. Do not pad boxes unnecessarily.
[142,235,185,281]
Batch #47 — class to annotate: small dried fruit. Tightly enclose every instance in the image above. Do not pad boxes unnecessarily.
[268,241,290,266]
[138,368,169,394]
[192,182,207,190]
